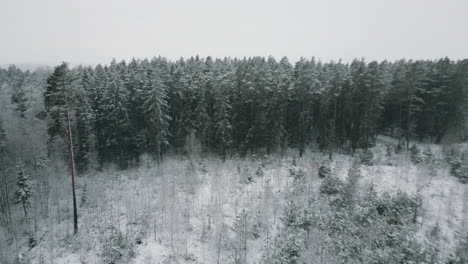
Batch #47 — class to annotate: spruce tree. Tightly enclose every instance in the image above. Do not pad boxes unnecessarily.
[125,59,147,162]
[141,66,171,164]
[101,67,130,167]
[75,67,97,171]
[90,64,108,163]
[8,65,28,118]
[167,60,192,151]
[15,162,32,219]
[213,59,234,160]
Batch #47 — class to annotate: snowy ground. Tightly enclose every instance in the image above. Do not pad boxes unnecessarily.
[1,141,467,264]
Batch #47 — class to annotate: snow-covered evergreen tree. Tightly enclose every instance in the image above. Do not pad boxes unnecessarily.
[141,66,171,163]
[15,162,32,218]
[75,67,97,171]
[7,65,29,118]
[101,67,131,166]
[213,59,234,160]
[44,61,79,233]
[291,58,320,156]
[0,119,5,149]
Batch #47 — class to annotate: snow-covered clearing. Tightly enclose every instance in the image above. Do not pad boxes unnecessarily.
[1,142,467,264]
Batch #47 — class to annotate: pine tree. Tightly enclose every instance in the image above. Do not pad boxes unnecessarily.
[44,62,79,234]
[265,57,292,156]
[193,57,211,151]
[232,58,256,154]
[389,60,426,149]
[321,61,348,157]
[449,59,468,141]
[291,58,319,157]
[244,57,270,153]
[415,59,453,142]
[348,60,385,150]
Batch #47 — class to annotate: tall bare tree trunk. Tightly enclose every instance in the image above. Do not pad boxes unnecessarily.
[406,98,412,150]
[65,108,78,234]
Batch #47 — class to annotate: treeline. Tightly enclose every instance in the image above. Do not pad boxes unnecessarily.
[1,57,467,170]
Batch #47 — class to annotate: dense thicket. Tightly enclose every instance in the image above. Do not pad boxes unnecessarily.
[0,57,467,170]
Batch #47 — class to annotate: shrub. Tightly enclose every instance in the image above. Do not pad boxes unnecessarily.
[281,201,311,231]
[356,149,374,166]
[374,191,420,225]
[422,147,434,163]
[336,163,362,207]
[263,201,309,264]
[255,166,264,177]
[444,147,459,164]
[385,144,395,165]
[227,209,250,264]
[410,144,423,164]
[320,175,345,195]
[26,231,36,249]
[449,156,468,183]
[289,166,306,180]
[80,183,88,207]
[100,228,135,264]
[198,160,208,174]
[395,142,404,154]
[290,167,307,195]
[17,252,30,264]
[270,232,305,264]
[347,162,362,183]
[264,188,431,264]
[385,144,394,158]
[452,234,468,264]
[318,161,332,178]
[261,154,270,167]
[291,156,297,167]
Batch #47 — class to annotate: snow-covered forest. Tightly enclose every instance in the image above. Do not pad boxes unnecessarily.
[0,57,468,264]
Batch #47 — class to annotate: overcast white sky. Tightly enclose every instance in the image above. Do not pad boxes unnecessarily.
[1,0,467,66]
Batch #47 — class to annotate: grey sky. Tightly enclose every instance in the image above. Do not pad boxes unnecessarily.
[1,0,467,66]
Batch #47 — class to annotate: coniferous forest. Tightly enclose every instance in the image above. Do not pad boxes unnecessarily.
[1,56,468,264]
[4,57,467,170]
